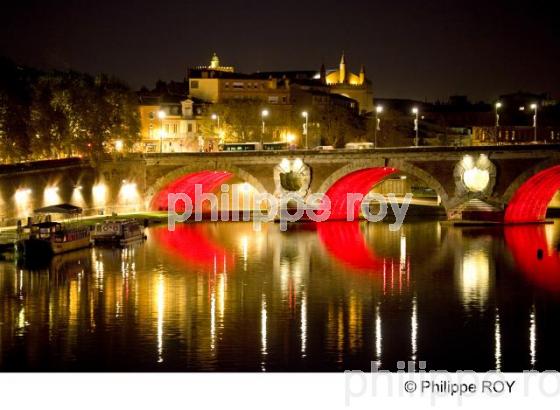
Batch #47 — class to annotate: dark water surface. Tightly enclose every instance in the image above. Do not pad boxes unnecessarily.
[1,220,560,371]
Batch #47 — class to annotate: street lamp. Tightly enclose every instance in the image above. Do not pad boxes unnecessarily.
[301,111,309,149]
[211,113,220,129]
[261,109,269,147]
[530,103,538,143]
[412,107,419,146]
[157,110,166,153]
[374,105,383,148]
[495,102,502,144]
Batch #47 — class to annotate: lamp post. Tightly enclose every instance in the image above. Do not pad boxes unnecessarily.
[495,102,502,143]
[157,110,166,153]
[412,107,419,146]
[211,113,220,130]
[530,103,538,143]
[261,109,269,147]
[374,105,383,148]
[211,113,220,143]
[301,111,309,149]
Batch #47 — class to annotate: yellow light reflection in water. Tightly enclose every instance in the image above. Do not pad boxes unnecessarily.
[529,305,536,368]
[210,291,216,351]
[300,292,307,357]
[494,308,502,371]
[460,249,490,309]
[400,235,407,269]
[157,274,165,363]
[348,292,362,351]
[93,251,104,291]
[375,302,382,366]
[411,296,417,361]
[260,294,268,371]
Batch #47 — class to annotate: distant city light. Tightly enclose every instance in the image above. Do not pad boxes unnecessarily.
[412,107,419,114]
[292,158,303,171]
[495,102,502,108]
[92,183,108,207]
[115,139,124,152]
[72,185,85,206]
[530,103,537,110]
[43,186,60,206]
[157,110,166,120]
[211,113,218,120]
[376,105,384,113]
[279,158,291,173]
[15,188,32,205]
[301,111,308,118]
[261,109,269,117]
[120,180,139,203]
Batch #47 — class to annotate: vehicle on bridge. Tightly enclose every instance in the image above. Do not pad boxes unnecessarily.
[263,141,288,150]
[220,142,290,151]
[220,142,262,151]
[345,142,375,150]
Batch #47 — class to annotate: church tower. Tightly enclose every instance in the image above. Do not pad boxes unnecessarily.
[339,52,346,84]
[210,52,220,69]
[319,63,326,84]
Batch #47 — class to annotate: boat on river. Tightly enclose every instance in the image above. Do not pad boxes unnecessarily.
[16,204,91,259]
[92,219,146,246]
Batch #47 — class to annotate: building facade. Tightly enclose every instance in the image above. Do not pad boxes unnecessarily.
[137,94,210,153]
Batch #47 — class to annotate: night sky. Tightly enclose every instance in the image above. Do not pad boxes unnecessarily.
[1,0,559,101]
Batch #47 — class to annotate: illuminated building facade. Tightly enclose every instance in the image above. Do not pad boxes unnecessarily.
[137,95,209,153]
[188,53,373,113]
[322,53,374,114]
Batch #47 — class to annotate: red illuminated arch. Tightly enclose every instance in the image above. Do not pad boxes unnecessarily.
[504,226,560,291]
[150,170,233,211]
[504,165,560,223]
[321,167,398,220]
[151,224,234,271]
[316,222,403,275]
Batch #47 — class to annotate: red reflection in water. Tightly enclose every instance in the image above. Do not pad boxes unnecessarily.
[322,167,397,220]
[505,225,560,291]
[151,224,234,271]
[316,222,407,287]
[151,170,233,211]
[505,165,560,223]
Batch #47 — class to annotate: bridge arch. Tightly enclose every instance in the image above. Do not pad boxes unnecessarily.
[503,159,560,223]
[316,159,451,220]
[146,164,268,211]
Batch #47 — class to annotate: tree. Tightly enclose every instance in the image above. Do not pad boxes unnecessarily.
[0,58,34,162]
[0,58,140,163]
[315,102,365,147]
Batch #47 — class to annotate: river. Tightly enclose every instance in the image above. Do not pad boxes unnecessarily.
[1,220,559,371]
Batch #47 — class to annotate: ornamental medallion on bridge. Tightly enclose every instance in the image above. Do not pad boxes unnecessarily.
[273,158,311,197]
[453,154,496,197]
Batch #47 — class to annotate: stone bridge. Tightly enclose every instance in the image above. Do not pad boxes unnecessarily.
[1,145,559,224]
